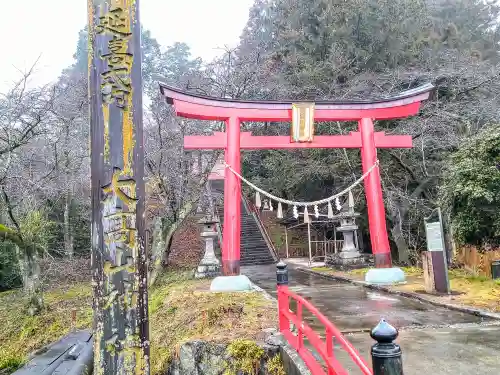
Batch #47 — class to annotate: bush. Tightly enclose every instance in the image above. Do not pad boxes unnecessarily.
[0,242,21,292]
[440,125,500,246]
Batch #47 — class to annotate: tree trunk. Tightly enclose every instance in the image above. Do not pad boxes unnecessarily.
[390,225,410,265]
[149,201,195,286]
[17,245,43,315]
[442,211,455,264]
[64,191,74,258]
[149,220,179,286]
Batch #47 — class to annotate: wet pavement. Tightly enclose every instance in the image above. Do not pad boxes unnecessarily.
[242,263,500,374]
[243,263,490,332]
[341,325,500,375]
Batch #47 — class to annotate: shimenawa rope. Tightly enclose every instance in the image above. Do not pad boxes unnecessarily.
[224,159,379,207]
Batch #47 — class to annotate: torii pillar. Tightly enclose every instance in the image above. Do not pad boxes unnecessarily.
[159,83,434,283]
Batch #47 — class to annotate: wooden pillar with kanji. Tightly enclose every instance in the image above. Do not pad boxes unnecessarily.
[88,1,149,374]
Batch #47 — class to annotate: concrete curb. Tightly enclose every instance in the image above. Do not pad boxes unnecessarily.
[296,267,500,321]
[250,281,277,302]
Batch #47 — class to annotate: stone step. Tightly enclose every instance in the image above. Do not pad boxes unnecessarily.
[241,260,275,266]
[210,186,275,266]
[243,238,268,243]
[242,249,272,254]
[242,248,274,255]
[242,244,270,249]
[241,260,275,265]
[241,246,269,253]
[241,258,275,264]
[241,258,274,264]
[241,250,273,255]
[241,251,274,257]
[242,249,274,255]
[242,246,271,251]
[241,245,270,250]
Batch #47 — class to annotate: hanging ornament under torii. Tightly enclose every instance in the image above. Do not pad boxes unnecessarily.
[335,196,342,211]
[255,191,262,208]
[277,202,283,219]
[303,206,310,223]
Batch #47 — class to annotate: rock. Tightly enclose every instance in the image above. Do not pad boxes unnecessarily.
[265,333,286,347]
[194,343,226,375]
[168,341,226,375]
[260,343,280,357]
[262,327,278,334]
[167,333,290,375]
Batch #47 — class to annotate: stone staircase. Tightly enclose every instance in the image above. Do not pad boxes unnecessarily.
[209,180,276,266]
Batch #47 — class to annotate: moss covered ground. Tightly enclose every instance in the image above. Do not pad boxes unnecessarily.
[0,270,277,374]
[311,266,500,312]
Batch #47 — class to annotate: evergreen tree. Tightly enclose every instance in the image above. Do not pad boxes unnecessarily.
[236,0,500,256]
[441,125,500,246]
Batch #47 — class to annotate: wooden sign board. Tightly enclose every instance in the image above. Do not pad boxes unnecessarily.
[424,218,450,293]
[291,103,315,142]
[425,222,444,252]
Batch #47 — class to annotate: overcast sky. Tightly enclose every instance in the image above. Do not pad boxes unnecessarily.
[0,0,254,93]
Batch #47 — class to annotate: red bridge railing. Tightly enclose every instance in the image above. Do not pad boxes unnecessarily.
[276,262,403,375]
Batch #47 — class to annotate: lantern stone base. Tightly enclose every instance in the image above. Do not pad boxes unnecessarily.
[327,252,372,267]
[195,260,221,279]
[196,217,221,279]
[365,267,406,285]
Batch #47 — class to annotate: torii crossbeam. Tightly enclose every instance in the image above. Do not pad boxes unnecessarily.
[160,83,434,276]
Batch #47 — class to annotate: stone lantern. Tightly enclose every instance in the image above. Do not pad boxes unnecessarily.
[331,191,363,265]
[195,215,221,279]
[337,215,360,261]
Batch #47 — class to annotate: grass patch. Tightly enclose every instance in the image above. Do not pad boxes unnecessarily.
[311,266,423,278]
[150,271,277,374]
[1,269,277,375]
[266,354,286,375]
[446,269,500,311]
[223,339,286,375]
[224,339,265,375]
[0,283,93,373]
[393,267,500,310]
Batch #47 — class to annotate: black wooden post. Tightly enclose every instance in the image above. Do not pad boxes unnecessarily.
[371,319,403,375]
[89,1,149,374]
[276,261,288,286]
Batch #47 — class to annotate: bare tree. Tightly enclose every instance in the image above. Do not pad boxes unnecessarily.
[144,102,221,285]
[49,71,89,258]
[0,66,59,314]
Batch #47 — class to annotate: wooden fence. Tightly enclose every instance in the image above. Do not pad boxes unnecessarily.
[456,246,500,278]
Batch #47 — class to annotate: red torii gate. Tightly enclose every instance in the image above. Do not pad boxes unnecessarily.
[160,83,434,276]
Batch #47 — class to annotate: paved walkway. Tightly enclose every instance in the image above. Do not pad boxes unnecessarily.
[242,263,500,374]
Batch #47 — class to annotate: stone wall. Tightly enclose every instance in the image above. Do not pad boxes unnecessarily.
[167,329,295,375]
